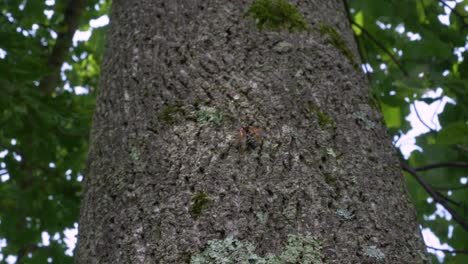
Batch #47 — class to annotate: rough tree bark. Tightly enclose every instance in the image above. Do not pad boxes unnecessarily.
[76,0,430,263]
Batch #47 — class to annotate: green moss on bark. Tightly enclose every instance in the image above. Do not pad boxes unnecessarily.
[159,105,182,124]
[306,102,335,128]
[323,173,336,187]
[190,192,211,218]
[319,25,359,71]
[247,0,308,32]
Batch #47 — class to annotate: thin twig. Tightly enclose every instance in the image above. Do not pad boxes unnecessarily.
[454,144,468,153]
[437,0,468,29]
[17,244,39,264]
[414,162,468,171]
[342,0,366,67]
[434,184,468,191]
[436,191,463,207]
[438,0,465,17]
[351,21,409,77]
[412,104,436,132]
[430,99,442,129]
[401,161,468,231]
[427,245,468,254]
[343,1,381,106]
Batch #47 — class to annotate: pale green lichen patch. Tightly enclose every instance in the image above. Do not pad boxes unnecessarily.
[191,234,325,264]
[353,111,375,130]
[306,102,335,128]
[335,208,354,221]
[273,41,293,53]
[256,211,269,225]
[326,148,336,158]
[363,245,385,261]
[277,234,324,263]
[197,106,223,126]
[190,192,211,218]
[130,147,140,161]
[319,25,359,71]
[247,0,309,32]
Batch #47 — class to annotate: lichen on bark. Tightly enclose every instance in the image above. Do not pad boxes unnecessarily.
[191,234,325,264]
[196,106,223,126]
[159,104,184,125]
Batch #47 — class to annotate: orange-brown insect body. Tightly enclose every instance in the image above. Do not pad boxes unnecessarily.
[238,126,265,150]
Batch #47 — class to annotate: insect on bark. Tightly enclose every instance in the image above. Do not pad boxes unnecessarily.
[237,126,265,150]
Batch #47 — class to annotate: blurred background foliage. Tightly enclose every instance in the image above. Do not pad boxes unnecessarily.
[348,0,468,263]
[0,0,466,263]
[0,0,108,263]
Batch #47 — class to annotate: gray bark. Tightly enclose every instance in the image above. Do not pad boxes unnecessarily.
[76,0,429,263]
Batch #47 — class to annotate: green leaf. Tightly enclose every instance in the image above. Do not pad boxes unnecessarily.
[437,122,468,145]
[380,102,401,128]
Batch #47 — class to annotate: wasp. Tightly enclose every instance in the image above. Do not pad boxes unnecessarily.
[237,126,265,150]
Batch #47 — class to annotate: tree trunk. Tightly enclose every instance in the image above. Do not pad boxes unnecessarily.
[76,0,429,263]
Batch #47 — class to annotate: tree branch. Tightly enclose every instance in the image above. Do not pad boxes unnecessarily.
[436,191,463,207]
[414,162,468,171]
[401,162,468,231]
[351,21,409,77]
[438,0,468,29]
[427,245,468,254]
[434,185,468,191]
[17,244,39,264]
[342,0,366,67]
[412,104,436,132]
[454,144,468,153]
[430,99,442,129]
[38,0,86,94]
